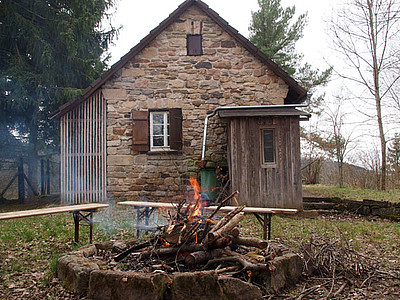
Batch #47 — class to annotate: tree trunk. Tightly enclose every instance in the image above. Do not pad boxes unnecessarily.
[368,0,387,190]
[27,120,40,197]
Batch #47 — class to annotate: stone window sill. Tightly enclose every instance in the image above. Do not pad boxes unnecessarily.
[147,150,182,155]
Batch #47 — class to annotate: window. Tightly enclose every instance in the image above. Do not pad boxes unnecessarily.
[150,111,170,150]
[187,34,203,56]
[262,129,275,164]
[131,108,182,152]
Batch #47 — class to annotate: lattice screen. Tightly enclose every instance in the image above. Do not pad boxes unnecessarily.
[60,91,106,203]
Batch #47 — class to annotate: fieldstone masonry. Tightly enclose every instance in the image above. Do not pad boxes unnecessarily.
[104,6,289,201]
[57,242,303,299]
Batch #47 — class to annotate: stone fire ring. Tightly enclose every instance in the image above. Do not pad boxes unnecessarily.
[57,242,303,300]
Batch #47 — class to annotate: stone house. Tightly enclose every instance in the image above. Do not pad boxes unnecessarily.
[51,0,309,208]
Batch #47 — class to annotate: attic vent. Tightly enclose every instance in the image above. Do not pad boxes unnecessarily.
[187,34,203,56]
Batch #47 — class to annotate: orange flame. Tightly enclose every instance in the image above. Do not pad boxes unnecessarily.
[189,178,202,219]
[160,238,170,247]
[189,178,201,200]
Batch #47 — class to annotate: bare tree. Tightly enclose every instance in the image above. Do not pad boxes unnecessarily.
[324,96,354,187]
[329,0,400,190]
[357,146,382,190]
[301,121,328,185]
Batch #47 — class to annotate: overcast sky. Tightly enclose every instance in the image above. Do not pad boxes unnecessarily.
[108,0,335,69]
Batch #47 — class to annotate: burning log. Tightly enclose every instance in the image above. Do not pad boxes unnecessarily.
[139,244,204,259]
[210,205,245,233]
[114,240,153,262]
[185,249,223,266]
[206,212,244,244]
[202,207,245,247]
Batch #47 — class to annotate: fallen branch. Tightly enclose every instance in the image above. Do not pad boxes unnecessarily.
[202,255,268,272]
[333,281,347,297]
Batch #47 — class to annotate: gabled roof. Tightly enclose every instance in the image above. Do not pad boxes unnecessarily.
[51,0,307,119]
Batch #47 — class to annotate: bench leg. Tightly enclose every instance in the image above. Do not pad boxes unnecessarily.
[89,213,93,243]
[72,211,95,243]
[135,207,155,237]
[253,213,272,240]
[73,212,80,243]
[136,208,140,237]
[265,213,271,240]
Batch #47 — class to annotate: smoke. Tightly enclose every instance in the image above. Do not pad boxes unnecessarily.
[93,195,169,239]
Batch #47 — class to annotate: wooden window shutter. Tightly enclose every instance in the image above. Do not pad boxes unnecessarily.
[132,110,149,152]
[169,108,182,150]
[187,34,203,56]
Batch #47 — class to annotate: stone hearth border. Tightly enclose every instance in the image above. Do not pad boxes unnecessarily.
[57,242,303,299]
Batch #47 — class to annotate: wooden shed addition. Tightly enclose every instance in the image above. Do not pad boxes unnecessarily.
[218,107,310,209]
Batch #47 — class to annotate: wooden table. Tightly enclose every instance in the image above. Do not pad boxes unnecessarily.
[0,203,109,243]
[118,201,298,240]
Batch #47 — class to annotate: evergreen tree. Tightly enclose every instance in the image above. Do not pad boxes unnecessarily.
[249,0,331,111]
[388,135,400,188]
[249,0,306,76]
[0,0,118,153]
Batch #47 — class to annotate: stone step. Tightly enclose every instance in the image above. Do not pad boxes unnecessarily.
[303,196,341,204]
[303,202,337,210]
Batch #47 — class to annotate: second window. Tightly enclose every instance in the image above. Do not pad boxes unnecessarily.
[262,129,275,164]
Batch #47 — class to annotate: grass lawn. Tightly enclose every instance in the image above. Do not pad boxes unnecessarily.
[0,191,399,299]
[303,184,400,203]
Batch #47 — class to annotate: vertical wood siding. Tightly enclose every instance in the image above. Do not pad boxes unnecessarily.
[228,116,302,209]
[60,91,106,203]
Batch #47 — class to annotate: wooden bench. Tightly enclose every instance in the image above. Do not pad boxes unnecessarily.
[118,201,297,240]
[0,203,109,243]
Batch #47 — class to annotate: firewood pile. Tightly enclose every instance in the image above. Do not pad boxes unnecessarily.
[295,236,400,299]
[109,184,280,277]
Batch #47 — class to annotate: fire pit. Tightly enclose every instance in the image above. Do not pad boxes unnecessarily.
[57,181,303,299]
[58,241,302,299]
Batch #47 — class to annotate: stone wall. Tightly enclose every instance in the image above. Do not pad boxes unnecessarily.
[303,197,400,220]
[103,6,289,201]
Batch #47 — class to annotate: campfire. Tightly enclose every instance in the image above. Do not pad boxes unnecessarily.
[108,179,280,280]
[57,179,303,299]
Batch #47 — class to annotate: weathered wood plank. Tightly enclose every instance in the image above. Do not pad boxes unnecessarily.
[0,204,109,221]
[118,201,297,214]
